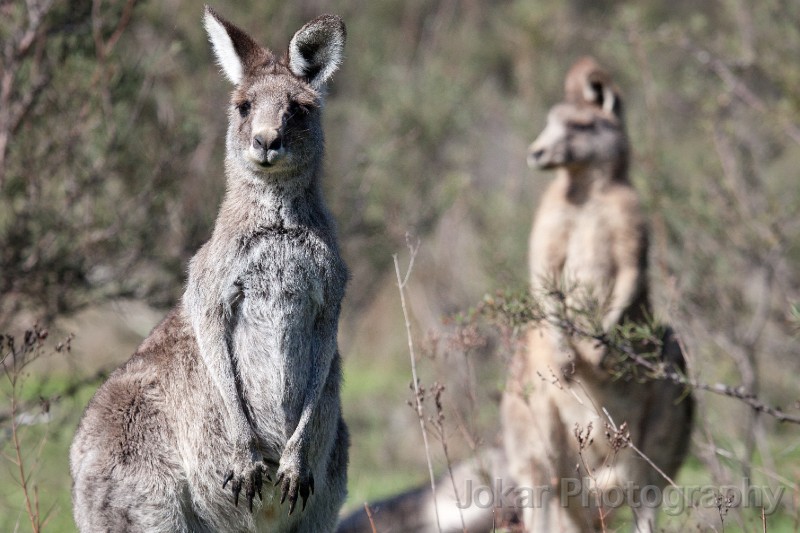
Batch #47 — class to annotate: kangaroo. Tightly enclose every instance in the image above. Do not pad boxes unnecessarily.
[500,57,693,532]
[336,447,520,533]
[70,7,349,532]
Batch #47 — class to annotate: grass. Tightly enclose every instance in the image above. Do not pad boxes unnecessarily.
[657,454,800,532]
[0,374,94,533]
[2,349,799,532]
[0,349,423,530]
[341,346,433,512]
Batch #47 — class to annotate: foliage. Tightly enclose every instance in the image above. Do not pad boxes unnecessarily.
[0,0,201,325]
[0,325,74,532]
[1,0,799,530]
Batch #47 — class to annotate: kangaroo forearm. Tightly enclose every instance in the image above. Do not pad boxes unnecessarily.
[184,295,254,444]
[603,267,641,332]
[195,335,253,438]
[284,338,336,452]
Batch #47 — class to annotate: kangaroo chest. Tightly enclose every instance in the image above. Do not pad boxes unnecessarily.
[226,229,345,439]
[534,195,617,296]
[235,227,344,307]
[562,204,615,291]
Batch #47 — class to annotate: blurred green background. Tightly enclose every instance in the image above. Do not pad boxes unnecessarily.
[1,0,799,531]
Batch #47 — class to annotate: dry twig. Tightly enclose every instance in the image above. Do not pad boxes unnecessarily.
[393,237,442,532]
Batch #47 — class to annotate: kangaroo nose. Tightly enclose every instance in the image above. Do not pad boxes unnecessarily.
[530,148,545,161]
[253,132,282,151]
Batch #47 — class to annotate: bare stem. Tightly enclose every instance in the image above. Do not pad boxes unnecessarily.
[431,382,467,532]
[363,502,377,533]
[442,454,467,533]
[10,382,39,533]
[603,408,679,490]
[393,241,442,532]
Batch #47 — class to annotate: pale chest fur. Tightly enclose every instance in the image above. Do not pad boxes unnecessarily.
[530,178,639,303]
[234,228,345,311]
[192,222,346,312]
[239,230,344,447]
[563,200,616,300]
[189,226,346,446]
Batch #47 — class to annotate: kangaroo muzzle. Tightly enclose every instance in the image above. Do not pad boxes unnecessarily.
[249,127,285,166]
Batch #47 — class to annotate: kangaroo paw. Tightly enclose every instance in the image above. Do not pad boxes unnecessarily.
[223,445,270,513]
[275,455,314,515]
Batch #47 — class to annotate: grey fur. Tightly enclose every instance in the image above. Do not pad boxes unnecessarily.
[70,8,349,532]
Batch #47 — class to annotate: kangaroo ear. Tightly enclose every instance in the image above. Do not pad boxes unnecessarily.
[288,15,346,90]
[583,77,618,115]
[564,56,622,117]
[204,6,266,85]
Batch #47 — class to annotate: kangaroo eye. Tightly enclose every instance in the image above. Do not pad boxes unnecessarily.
[288,101,309,117]
[237,101,251,118]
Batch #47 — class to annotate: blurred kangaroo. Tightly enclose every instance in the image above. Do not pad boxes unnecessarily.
[336,447,520,533]
[501,57,693,533]
[70,7,349,532]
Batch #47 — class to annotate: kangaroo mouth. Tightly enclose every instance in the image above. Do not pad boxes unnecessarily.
[529,154,558,170]
[249,148,286,168]
[266,149,283,165]
[535,160,559,171]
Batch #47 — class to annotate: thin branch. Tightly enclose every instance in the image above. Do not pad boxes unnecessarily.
[480,289,800,425]
[560,314,800,424]
[430,382,467,533]
[0,0,54,188]
[676,36,800,146]
[604,408,679,490]
[102,0,137,57]
[363,503,377,533]
[10,385,39,532]
[393,239,442,533]
[626,345,794,423]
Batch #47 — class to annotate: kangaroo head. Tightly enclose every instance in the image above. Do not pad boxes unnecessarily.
[528,56,628,175]
[204,7,345,178]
